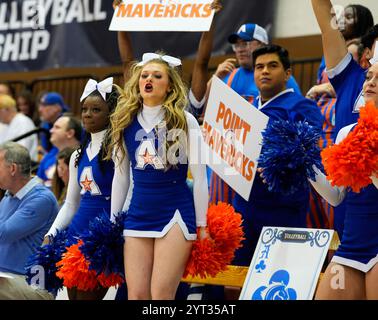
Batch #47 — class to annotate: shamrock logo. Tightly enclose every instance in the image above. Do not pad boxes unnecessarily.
[255,260,266,273]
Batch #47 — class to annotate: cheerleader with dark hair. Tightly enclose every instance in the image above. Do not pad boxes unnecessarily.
[43,77,119,300]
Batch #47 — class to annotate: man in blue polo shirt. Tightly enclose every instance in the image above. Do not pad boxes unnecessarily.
[207,23,302,206]
[0,142,58,299]
[205,45,323,300]
[232,45,323,270]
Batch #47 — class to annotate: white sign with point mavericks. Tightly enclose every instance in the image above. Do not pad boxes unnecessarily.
[109,0,215,32]
[203,75,269,201]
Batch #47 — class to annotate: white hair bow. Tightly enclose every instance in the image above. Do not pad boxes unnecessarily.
[137,52,182,68]
[369,41,378,65]
[80,77,114,102]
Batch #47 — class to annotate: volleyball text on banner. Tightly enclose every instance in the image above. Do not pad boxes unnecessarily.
[239,227,335,300]
[109,0,215,32]
[203,75,269,201]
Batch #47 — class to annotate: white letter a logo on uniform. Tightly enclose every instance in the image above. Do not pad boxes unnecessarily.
[136,140,164,170]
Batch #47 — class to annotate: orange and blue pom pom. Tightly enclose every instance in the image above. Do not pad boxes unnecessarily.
[322,101,378,192]
[25,230,69,295]
[184,202,245,279]
[55,240,99,291]
[78,211,126,282]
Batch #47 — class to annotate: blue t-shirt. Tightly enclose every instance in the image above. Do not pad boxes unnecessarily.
[254,89,324,126]
[0,178,58,274]
[327,54,366,138]
[37,147,59,184]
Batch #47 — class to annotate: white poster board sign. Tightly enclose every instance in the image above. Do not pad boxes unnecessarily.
[203,75,269,201]
[239,227,334,300]
[109,0,214,32]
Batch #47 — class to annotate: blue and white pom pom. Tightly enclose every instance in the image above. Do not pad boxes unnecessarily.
[79,211,126,277]
[24,229,68,295]
[257,119,322,195]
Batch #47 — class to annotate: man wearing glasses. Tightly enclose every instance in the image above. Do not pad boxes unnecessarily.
[214,23,301,104]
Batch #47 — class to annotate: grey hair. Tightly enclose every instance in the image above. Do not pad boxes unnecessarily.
[0,142,31,177]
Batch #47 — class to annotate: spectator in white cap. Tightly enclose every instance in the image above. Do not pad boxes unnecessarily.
[228,23,269,67]
[211,23,301,103]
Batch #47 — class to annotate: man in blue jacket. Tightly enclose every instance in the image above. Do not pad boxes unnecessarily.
[233,44,323,268]
[208,23,302,206]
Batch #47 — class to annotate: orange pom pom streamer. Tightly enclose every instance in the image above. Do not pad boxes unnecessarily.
[56,240,99,291]
[97,272,124,288]
[184,202,245,279]
[56,240,125,291]
[321,101,378,192]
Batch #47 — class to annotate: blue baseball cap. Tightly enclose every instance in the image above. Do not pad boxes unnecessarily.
[40,92,69,112]
[228,23,269,45]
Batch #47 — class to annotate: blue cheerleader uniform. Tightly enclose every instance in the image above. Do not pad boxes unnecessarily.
[332,184,378,272]
[122,116,197,240]
[331,124,378,272]
[68,151,114,237]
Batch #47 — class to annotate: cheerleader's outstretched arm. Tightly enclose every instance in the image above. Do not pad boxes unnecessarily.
[371,174,378,189]
[309,166,346,207]
[186,112,208,228]
[310,124,357,206]
[46,151,81,237]
[110,147,130,221]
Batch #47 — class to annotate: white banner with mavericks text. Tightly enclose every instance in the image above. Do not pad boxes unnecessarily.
[0,0,276,71]
[109,0,214,31]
